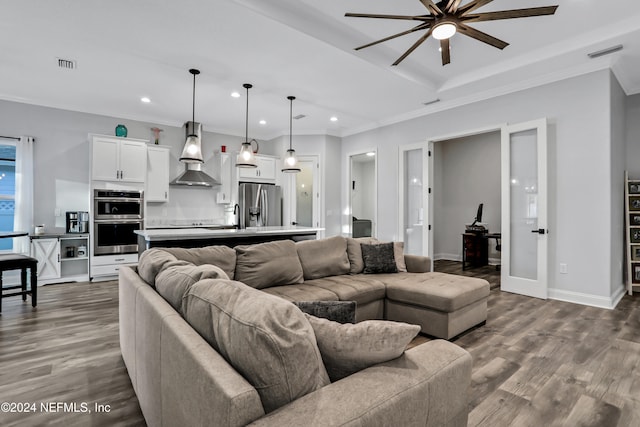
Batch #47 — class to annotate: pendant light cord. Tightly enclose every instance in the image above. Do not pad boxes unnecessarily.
[246,86,249,143]
[288,96,295,150]
[192,73,196,123]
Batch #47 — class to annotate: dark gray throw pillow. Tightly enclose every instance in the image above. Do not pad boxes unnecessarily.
[361,242,398,274]
[294,301,356,324]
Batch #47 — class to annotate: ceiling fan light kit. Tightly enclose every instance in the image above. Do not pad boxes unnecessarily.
[346,0,558,66]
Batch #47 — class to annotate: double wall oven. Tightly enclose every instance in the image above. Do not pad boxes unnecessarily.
[93,189,143,255]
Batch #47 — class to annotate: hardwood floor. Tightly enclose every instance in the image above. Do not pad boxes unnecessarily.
[0,281,144,427]
[434,259,501,289]
[2,276,640,426]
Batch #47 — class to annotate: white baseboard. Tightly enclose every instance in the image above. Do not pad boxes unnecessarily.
[434,253,460,261]
[547,285,626,310]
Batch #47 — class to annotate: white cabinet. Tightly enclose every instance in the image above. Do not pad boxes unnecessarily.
[215,152,233,204]
[238,155,277,183]
[31,238,60,281]
[146,145,170,202]
[31,236,89,285]
[91,135,147,183]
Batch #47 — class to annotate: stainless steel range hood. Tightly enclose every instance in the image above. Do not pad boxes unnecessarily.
[170,121,220,187]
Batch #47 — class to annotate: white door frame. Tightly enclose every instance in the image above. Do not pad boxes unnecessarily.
[398,142,430,259]
[348,149,377,237]
[500,118,548,299]
[284,155,321,231]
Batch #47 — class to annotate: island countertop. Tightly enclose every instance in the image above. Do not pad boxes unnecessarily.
[135,226,323,241]
[135,226,323,253]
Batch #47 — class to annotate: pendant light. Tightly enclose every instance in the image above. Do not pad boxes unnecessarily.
[281,95,301,173]
[236,83,258,168]
[180,69,204,163]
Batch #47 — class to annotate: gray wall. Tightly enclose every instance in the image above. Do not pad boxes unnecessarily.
[0,99,247,232]
[611,73,626,294]
[433,131,501,262]
[342,70,620,304]
[626,93,640,177]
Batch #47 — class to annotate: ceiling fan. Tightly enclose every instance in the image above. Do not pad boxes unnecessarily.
[346,0,558,66]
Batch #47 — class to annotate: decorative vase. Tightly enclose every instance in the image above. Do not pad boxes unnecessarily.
[115,124,128,138]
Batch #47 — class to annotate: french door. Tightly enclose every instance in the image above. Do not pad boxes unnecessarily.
[500,119,548,298]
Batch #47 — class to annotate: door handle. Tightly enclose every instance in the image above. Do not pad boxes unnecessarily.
[531,228,546,235]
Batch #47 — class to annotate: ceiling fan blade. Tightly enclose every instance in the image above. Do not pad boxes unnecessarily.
[441,39,451,65]
[445,0,464,13]
[458,0,494,16]
[392,28,433,66]
[419,0,443,16]
[462,6,558,23]
[457,23,509,49]
[354,23,431,51]
[345,12,433,21]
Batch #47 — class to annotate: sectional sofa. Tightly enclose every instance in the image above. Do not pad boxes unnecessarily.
[119,235,490,426]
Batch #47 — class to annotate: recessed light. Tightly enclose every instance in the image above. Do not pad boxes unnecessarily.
[231,92,240,98]
[330,116,338,122]
[141,97,151,103]
[259,120,266,125]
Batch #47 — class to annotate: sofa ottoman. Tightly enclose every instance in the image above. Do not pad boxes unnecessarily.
[380,272,490,339]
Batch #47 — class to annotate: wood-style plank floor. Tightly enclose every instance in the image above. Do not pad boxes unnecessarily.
[2,269,640,426]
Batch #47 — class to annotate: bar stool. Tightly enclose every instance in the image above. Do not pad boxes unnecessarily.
[0,254,38,313]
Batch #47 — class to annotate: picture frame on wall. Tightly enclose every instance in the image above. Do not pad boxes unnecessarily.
[633,247,640,261]
[630,197,640,211]
[634,265,640,282]
[631,214,640,226]
[630,183,640,194]
[632,230,640,244]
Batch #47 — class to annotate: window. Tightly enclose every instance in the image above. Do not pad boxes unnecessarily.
[0,143,16,251]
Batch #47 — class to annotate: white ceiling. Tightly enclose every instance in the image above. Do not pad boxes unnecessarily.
[2,0,640,140]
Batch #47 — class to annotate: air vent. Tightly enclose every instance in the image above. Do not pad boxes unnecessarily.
[422,99,441,106]
[57,58,77,70]
[293,114,306,120]
[588,45,623,59]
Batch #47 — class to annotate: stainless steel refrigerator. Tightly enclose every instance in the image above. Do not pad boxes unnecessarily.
[238,183,283,228]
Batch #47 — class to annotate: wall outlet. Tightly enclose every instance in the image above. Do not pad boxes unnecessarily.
[54,208,61,217]
[559,263,568,274]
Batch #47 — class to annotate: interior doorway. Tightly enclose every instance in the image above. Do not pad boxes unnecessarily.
[349,151,377,237]
[399,120,549,299]
[285,155,321,233]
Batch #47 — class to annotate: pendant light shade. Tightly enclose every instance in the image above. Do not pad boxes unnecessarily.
[236,83,258,168]
[281,95,301,173]
[180,69,204,163]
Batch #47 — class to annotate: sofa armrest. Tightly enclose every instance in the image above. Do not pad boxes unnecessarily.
[404,254,432,273]
[248,340,471,427]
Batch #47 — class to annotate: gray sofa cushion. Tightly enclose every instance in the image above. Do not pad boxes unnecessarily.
[235,240,304,289]
[137,248,180,286]
[183,279,330,413]
[262,284,340,302]
[361,242,398,274]
[380,272,490,312]
[163,245,237,279]
[296,236,350,280]
[303,275,386,306]
[155,263,229,314]
[305,315,421,382]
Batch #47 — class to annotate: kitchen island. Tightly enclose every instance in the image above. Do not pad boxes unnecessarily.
[135,226,323,254]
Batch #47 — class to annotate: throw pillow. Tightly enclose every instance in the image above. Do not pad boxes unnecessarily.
[137,248,179,286]
[296,236,350,280]
[305,315,421,382]
[346,237,378,274]
[361,242,398,274]
[155,263,229,314]
[393,242,408,273]
[183,279,330,413]
[234,240,304,289]
[294,301,356,324]
[163,245,237,279]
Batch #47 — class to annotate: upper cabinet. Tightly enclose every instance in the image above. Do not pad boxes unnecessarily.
[238,155,277,183]
[91,135,147,183]
[215,152,233,204]
[146,145,170,202]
